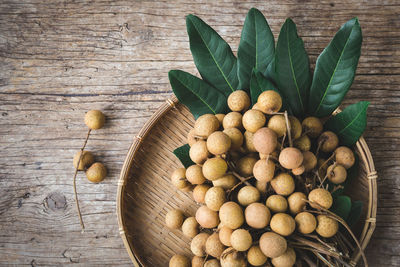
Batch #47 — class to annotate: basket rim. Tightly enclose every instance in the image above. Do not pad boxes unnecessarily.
[116,96,377,266]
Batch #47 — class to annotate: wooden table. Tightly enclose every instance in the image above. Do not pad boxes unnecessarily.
[0,0,398,266]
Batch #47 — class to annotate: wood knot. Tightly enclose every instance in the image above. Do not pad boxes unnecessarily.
[43,192,67,212]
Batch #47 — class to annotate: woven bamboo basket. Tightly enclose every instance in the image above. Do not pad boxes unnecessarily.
[117,96,377,266]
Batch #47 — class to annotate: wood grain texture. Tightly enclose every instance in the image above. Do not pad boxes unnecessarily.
[0,0,398,266]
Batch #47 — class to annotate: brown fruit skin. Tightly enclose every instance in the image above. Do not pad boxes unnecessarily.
[266,195,288,213]
[268,115,287,137]
[247,246,268,266]
[223,112,243,130]
[289,116,302,139]
[257,90,282,114]
[195,206,220,228]
[186,165,206,185]
[253,159,275,182]
[252,102,263,112]
[308,188,333,209]
[237,186,260,206]
[202,157,228,181]
[212,174,237,190]
[242,109,266,133]
[228,90,251,112]
[243,131,257,152]
[171,168,189,189]
[255,180,268,194]
[291,165,305,175]
[335,146,355,169]
[220,249,246,267]
[73,150,94,170]
[230,229,252,251]
[302,151,317,172]
[86,162,107,183]
[302,117,323,138]
[287,192,307,215]
[191,233,210,256]
[187,128,197,146]
[205,232,226,259]
[195,114,220,138]
[236,156,258,177]
[223,128,243,150]
[245,203,271,229]
[204,259,221,267]
[192,256,204,267]
[165,209,184,229]
[316,215,339,238]
[271,173,295,196]
[270,213,296,236]
[219,226,233,246]
[205,186,226,211]
[279,147,304,169]
[215,113,225,124]
[193,184,211,203]
[259,232,287,258]
[169,254,190,267]
[327,164,347,184]
[318,131,339,153]
[207,131,232,155]
[85,110,105,130]
[295,212,317,234]
[293,135,311,152]
[190,140,210,164]
[219,202,244,229]
[253,127,278,155]
[271,247,296,267]
[182,217,199,238]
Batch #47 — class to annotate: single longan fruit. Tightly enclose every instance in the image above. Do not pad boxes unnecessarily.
[308,188,333,209]
[270,213,296,236]
[253,159,275,182]
[207,131,231,155]
[73,150,94,170]
[219,202,244,229]
[219,226,233,246]
[213,174,238,190]
[165,209,184,229]
[271,173,295,196]
[257,90,282,114]
[289,116,302,139]
[215,113,225,124]
[242,109,266,133]
[295,212,317,234]
[271,247,296,267]
[171,168,189,189]
[223,128,243,150]
[204,259,221,267]
[85,110,105,130]
[253,127,278,155]
[247,246,268,266]
[252,102,263,112]
[316,215,339,238]
[190,140,210,164]
[230,229,252,251]
[182,217,199,238]
[220,248,246,267]
[268,115,287,137]
[205,186,226,211]
[293,135,311,151]
[318,131,339,153]
[192,256,204,267]
[195,206,219,228]
[223,112,243,129]
[335,146,355,169]
[202,157,228,181]
[86,162,107,183]
[187,129,197,146]
[266,195,288,213]
[255,180,268,194]
[169,254,190,267]
[287,192,307,215]
[302,117,323,138]
[195,114,220,138]
[193,184,211,203]
[237,186,260,206]
[243,131,257,152]
[292,165,305,175]
[186,165,206,185]
[279,147,303,169]
[206,232,226,259]
[191,233,210,256]
[228,90,251,112]
[303,151,317,172]
[327,164,347,184]
[245,203,271,229]
[259,232,287,258]
[236,156,258,177]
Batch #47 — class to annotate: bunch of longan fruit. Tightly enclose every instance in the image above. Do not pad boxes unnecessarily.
[166,90,356,267]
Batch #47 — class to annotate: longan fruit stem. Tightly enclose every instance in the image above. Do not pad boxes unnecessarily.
[284,111,293,147]
[231,171,252,186]
[73,128,91,232]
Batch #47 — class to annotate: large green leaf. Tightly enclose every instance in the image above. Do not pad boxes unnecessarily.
[346,200,363,228]
[169,70,228,119]
[275,18,311,118]
[237,8,274,91]
[249,68,277,105]
[308,18,362,117]
[173,144,194,168]
[325,101,369,146]
[264,58,277,85]
[331,195,352,221]
[186,14,238,96]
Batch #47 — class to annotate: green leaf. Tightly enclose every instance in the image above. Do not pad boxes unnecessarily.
[173,144,195,168]
[186,14,238,96]
[346,200,363,227]
[264,58,277,85]
[237,8,274,90]
[169,70,228,119]
[275,18,311,118]
[308,18,362,117]
[325,101,369,146]
[250,68,277,105]
[331,195,352,221]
